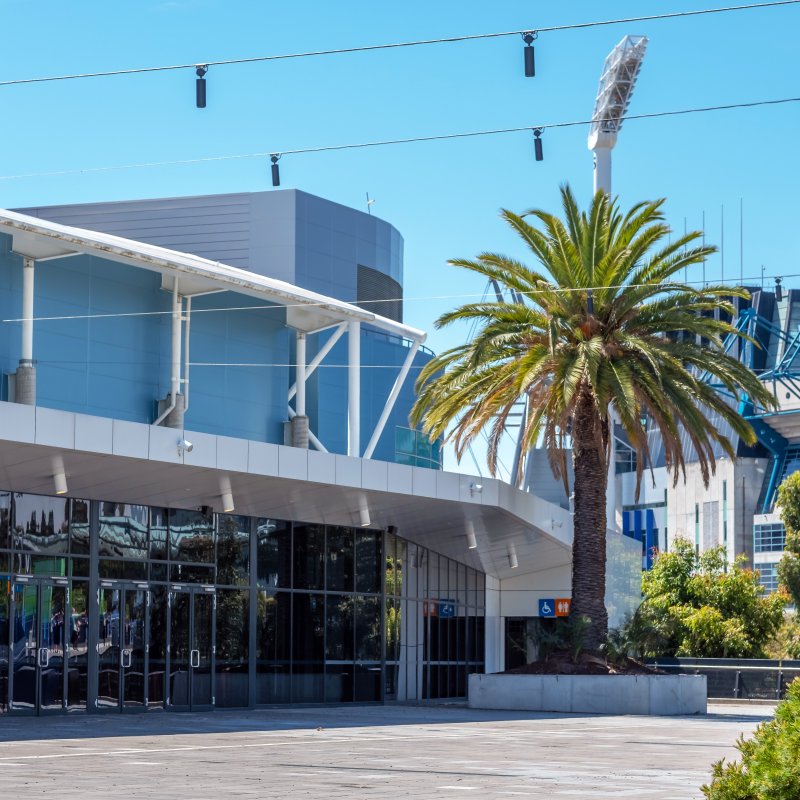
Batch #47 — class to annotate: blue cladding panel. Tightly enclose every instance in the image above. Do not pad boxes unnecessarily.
[0,238,289,441]
[645,509,656,569]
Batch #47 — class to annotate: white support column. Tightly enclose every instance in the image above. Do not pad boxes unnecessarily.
[295,331,307,417]
[363,339,421,459]
[347,320,361,457]
[288,322,347,402]
[16,257,37,405]
[21,257,34,364]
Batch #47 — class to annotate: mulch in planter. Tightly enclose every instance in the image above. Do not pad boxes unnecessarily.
[502,650,664,676]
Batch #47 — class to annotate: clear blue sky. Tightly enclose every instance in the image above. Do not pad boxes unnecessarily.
[2,0,799,473]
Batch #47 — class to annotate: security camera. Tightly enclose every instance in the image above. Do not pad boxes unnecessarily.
[177,438,194,454]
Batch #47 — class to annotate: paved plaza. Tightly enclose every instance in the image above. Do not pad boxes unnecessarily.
[0,703,770,799]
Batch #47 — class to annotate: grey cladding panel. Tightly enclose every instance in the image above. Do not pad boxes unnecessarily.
[357,264,402,323]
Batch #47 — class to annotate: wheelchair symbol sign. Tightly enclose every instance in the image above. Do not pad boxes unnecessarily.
[538,599,555,618]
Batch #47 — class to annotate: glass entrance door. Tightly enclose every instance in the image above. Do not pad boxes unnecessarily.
[167,586,215,711]
[97,584,149,711]
[8,578,68,714]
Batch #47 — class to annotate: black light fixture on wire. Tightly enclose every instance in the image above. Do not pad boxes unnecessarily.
[533,127,544,161]
[270,154,281,187]
[195,65,208,108]
[522,31,537,77]
[775,277,784,302]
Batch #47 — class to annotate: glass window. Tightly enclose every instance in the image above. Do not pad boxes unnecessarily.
[355,530,381,594]
[256,519,291,589]
[99,559,147,581]
[356,595,381,661]
[67,581,89,711]
[97,503,148,560]
[0,492,10,551]
[326,526,353,591]
[170,508,214,563]
[216,515,249,586]
[150,508,169,561]
[216,589,249,708]
[292,593,324,662]
[256,589,291,705]
[13,493,70,556]
[69,500,91,555]
[293,524,324,590]
[325,594,353,661]
[325,664,353,703]
[169,564,214,584]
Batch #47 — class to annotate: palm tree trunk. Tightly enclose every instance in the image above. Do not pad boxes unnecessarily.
[570,390,609,652]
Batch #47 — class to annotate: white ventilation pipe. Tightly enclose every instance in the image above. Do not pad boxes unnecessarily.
[154,280,182,426]
[182,295,192,415]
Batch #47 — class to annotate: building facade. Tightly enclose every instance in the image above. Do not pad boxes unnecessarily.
[0,192,624,715]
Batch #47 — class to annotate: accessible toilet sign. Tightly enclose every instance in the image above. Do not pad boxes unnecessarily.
[538,598,571,617]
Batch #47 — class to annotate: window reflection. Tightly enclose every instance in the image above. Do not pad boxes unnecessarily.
[216,515,249,586]
[98,503,148,560]
[13,493,70,556]
[293,524,324,590]
[169,509,214,563]
[256,519,291,589]
[326,527,353,592]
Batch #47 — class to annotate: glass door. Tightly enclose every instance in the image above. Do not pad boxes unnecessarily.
[9,578,68,714]
[167,586,215,711]
[97,584,149,711]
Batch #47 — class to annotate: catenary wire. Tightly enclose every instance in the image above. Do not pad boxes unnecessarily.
[0,95,798,181]
[0,1,796,87]
[2,272,794,325]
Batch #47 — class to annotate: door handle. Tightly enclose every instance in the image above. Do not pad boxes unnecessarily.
[38,647,49,668]
[121,649,132,669]
[190,649,200,668]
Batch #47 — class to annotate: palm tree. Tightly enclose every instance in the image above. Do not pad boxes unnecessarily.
[411,185,774,652]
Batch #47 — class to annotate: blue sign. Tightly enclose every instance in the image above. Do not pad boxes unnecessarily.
[538,598,556,618]
[439,599,456,618]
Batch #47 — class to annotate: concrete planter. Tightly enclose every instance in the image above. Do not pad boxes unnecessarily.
[468,672,707,716]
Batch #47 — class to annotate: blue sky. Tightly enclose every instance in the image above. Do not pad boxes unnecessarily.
[2,0,799,473]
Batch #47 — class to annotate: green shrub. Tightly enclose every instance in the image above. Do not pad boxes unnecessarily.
[621,539,786,659]
[702,679,800,799]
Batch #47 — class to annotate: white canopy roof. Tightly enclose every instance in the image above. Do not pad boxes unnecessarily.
[0,207,425,342]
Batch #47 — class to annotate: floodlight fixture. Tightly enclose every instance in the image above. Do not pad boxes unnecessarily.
[775,277,784,302]
[533,128,544,162]
[587,35,648,195]
[195,65,208,108]
[466,520,477,550]
[52,455,67,496]
[522,31,537,78]
[508,542,518,569]
[358,496,371,528]
[220,476,234,513]
[270,154,281,187]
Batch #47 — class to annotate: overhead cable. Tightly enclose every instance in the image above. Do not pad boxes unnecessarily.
[0,95,797,182]
[0,1,797,87]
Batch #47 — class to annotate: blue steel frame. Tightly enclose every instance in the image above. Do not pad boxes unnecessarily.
[702,308,800,513]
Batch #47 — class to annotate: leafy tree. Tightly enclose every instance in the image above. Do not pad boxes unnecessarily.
[776,471,800,607]
[410,185,774,650]
[625,538,786,659]
[702,678,800,799]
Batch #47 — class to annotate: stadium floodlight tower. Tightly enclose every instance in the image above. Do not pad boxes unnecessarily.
[588,35,648,195]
